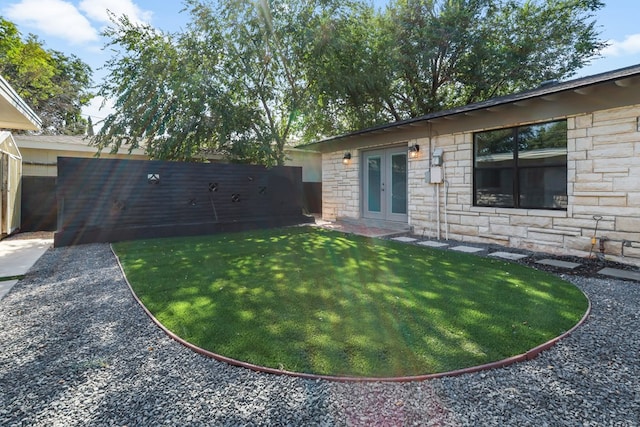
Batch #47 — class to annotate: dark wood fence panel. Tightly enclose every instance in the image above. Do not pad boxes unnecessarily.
[21,176,57,231]
[55,157,312,246]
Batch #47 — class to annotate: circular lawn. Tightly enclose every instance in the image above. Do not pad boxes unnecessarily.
[113,226,589,379]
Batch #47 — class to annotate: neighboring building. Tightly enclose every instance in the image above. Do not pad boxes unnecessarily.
[16,135,148,231]
[305,64,640,266]
[0,75,41,237]
[16,135,321,231]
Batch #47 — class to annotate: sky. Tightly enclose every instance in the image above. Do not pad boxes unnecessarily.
[3,0,640,128]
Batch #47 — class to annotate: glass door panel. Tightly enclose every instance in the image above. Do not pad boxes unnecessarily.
[390,153,407,215]
[368,156,382,213]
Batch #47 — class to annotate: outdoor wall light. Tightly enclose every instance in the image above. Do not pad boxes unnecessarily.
[409,144,420,159]
[342,152,352,165]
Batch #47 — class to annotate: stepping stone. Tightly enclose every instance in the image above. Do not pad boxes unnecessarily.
[417,241,449,248]
[597,268,640,282]
[536,259,581,270]
[489,251,529,261]
[450,245,484,253]
[0,280,19,300]
[392,237,418,243]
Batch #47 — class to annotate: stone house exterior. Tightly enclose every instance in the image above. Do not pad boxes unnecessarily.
[306,64,640,266]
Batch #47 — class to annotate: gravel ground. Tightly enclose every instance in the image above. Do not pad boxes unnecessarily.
[1,243,639,426]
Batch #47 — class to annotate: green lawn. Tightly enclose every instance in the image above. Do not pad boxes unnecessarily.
[113,226,588,377]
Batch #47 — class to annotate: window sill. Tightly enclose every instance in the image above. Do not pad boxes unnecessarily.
[470,206,567,218]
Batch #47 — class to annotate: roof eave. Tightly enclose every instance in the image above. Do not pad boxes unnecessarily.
[0,75,42,131]
[301,63,640,151]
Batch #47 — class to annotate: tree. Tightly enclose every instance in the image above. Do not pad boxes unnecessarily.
[0,18,93,134]
[93,0,605,162]
[301,0,606,138]
[93,13,226,160]
[95,0,355,165]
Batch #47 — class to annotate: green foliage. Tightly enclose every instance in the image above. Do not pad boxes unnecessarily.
[93,13,226,160]
[0,18,93,134]
[302,0,605,137]
[95,0,605,162]
[114,227,588,377]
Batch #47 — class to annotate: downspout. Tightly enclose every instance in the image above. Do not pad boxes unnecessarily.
[444,163,449,241]
[436,181,440,240]
[428,122,439,240]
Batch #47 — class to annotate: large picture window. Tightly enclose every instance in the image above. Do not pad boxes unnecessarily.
[474,120,567,210]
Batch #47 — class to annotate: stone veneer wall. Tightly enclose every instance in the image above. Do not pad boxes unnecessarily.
[322,151,360,221]
[322,104,640,266]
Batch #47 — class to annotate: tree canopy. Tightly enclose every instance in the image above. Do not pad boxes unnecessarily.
[94,0,605,165]
[0,18,93,135]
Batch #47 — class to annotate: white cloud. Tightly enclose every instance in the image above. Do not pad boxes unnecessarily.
[602,33,640,57]
[4,0,99,44]
[79,0,153,26]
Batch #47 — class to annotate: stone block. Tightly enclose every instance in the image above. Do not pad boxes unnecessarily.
[599,196,628,207]
[574,182,613,192]
[575,137,592,151]
[490,224,528,238]
[621,245,640,259]
[509,215,553,228]
[595,157,635,169]
[588,122,637,137]
[554,217,614,230]
[565,236,591,251]
[570,196,599,206]
[526,209,567,218]
[575,114,593,129]
[573,205,639,217]
[628,192,640,206]
[593,106,637,123]
[575,160,594,173]
[574,172,603,183]
[449,223,479,237]
[568,151,587,161]
[592,132,640,146]
[522,238,563,248]
[616,217,640,232]
[527,231,565,244]
[529,226,581,237]
[588,144,636,159]
[599,230,640,242]
[567,128,587,139]
[613,178,640,192]
[460,214,487,227]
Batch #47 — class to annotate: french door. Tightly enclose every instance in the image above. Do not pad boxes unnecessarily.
[362,147,408,222]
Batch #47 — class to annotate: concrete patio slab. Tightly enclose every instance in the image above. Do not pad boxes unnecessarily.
[489,251,529,261]
[417,241,449,248]
[0,279,18,300]
[391,237,418,243]
[598,267,640,282]
[450,245,485,253]
[0,238,52,278]
[536,259,581,270]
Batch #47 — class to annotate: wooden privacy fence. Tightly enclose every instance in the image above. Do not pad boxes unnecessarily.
[54,157,313,247]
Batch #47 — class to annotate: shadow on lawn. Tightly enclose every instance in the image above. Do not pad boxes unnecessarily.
[114,227,587,377]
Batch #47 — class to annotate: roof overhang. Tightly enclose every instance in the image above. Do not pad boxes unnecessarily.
[303,63,640,153]
[0,75,42,131]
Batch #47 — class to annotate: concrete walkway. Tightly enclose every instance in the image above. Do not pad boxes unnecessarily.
[0,233,53,300]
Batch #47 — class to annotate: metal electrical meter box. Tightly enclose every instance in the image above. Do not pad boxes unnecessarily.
[432,148,443,166]
[430,166,443,183]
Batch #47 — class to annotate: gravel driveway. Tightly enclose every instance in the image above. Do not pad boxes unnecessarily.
[1,243,638,426]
